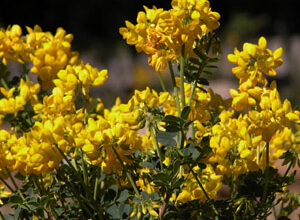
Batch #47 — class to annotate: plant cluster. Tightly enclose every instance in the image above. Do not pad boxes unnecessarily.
[0,0,299,219]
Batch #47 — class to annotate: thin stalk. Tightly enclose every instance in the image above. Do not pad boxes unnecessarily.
[32,176,43,195]
[179,45,186,108]
[188,81,197,107]
[159,193,171,219]
[0,176,14,192]
[283,161,293,177]
[262,142,270,203]
[188,81,196,141]
[168,61,184,178]
[111,145,140,196]
[230,176,237,220]
[150,126,164,170]
[272,206,277,219]
[5,167,33,212]
[259,142,267,161]
[5,168,24,199]
[80,149,88,187]
[0,77,9,90]
[0,210,5,220]
[54,145,90,197]
[61,170,94,218]
[157,71,167,92]
[188,164,219,218]
[257,144,261,166]
[168,61,181,116]
[93,169,100,201]
[168,61,183,151]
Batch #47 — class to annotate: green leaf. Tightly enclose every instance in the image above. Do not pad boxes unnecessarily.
[172,177,185,189]
[193,48,208,60]
[8,195,23,204]
[142,161,155,170]
[206,65,218,68]
[181,106,191,120]
[106,204,120,219]
[165,125,181,132]
[3,214,14,220]
[150,193,160,201]
[117,190,129,203]
[208,57,219,62]
[157,131,177,147]
[197,78,209,86]
[153,173,172,183]
[164,115,181,123]
[181,144,200,160]
[141,191,149,200]
[189,57,201,65]
[119,204,131,218]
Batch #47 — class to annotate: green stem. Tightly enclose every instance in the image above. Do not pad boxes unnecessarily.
[188,164,219,218]
[0,210,5,219]
[157,72,167,92]
[258,142,267,165]
[262,142,269,203]
[168,61,181,117]
[111,145,140,196]
[0,77,9,90]
[0,176,14,192]
[93,169,100,201]
[168,61,183,151]
[179,45,186,108]
[5,168,23,198]
[5,167,33,212]
[230,176,237,220]
[283,161,293,177]
[257,144,261,166]
[54,145,90,198]
[272,206,277,219]
[59,168,94,218]
[150,126,164,170]
[81,149,88,187]
[168,61,184,178]
[188,81,197,107]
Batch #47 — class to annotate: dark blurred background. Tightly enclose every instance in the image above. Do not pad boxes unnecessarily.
[1,0,300,107]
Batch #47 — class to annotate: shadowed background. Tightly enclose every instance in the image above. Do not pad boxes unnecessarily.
[1,0,300,106]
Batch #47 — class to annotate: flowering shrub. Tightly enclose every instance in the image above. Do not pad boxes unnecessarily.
[1,0,300,219]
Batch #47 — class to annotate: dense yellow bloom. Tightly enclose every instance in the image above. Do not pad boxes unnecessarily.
[228,37,284,111]
[0,130,18,175]
[0,24,25,65]
[0,79,40,114]
[26,25,79,89]
[120,0,220,71]
[80,115,143,173]
[1,25,79,89]
[176,165,222,204]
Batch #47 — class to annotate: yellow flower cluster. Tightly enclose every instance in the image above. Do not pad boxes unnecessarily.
[0,25,110,177]
[0,79,40,114]
[0,25,79,89]
[120,0,220,71]
[177,165,222,204]
[205,37,300,181]
[79,86,170,173]
[228,37,283,111]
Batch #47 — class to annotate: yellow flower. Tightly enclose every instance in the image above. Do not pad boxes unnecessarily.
[120,0,220,71]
